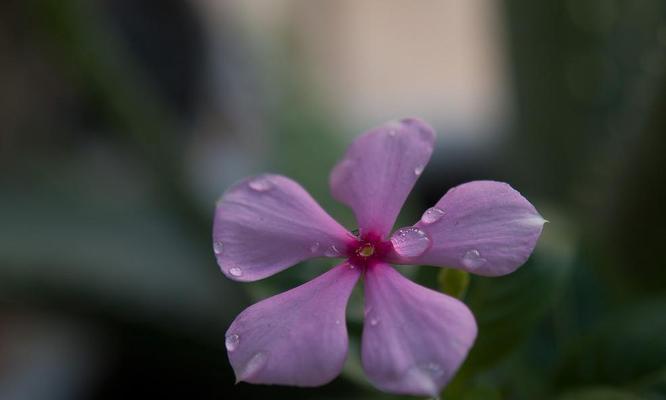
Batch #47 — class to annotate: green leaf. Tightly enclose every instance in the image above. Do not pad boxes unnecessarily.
[438,268,470,299]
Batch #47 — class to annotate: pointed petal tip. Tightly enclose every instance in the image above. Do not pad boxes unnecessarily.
[225,264,358,387]
[398,117,436,142]
[361,264,476,397]
[330,118,436,236]
[521,214,548,227]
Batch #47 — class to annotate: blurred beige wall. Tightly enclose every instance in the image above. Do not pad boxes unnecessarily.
[201,0,510,143]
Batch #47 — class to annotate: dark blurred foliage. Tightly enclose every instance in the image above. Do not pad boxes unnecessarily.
[0,0,665,399]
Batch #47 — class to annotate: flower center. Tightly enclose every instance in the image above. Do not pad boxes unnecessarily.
[357,244,375,257]
[346,231,392,270]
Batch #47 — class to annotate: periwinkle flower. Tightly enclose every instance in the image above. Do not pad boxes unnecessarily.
[213,118,545,397]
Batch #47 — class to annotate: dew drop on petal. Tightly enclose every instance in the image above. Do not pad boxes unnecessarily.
[213,240,224,255]
[407,362,445,398]
[461,249,487,269]
[420,207,445,224]
[324,245,341,257]
[418,362,444,378]
[405,362,445,397]
[229,267,243,277]
[335,319,341,325]
[391,227,432,257]
[414,166,424,176]
[248,176,273,192]
[369,317,380,326]
[310,242,320,253]
[240,352,268,380]
[225,334,240,351]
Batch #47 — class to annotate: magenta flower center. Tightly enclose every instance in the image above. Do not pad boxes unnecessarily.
[346,232,392,270]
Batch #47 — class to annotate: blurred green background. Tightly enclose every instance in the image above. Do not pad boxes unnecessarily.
[1,0,665,399]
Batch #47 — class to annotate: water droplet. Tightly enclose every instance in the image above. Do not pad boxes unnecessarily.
[248,176,273,192]
[388,128,398,137]
[420,207,445,224]
[414,166,424,176]
[229,267,243,277]
[335,319,341,325]
[213,240,224,255]
[240,352,268,380]
[348,264,356,270]
[404,362,445,397]
[391,227,432,257]
[369,317,380,326]
[324,245,341,257]
[461,249,487,269]
[310,242,320,253]
[225,334,240,351]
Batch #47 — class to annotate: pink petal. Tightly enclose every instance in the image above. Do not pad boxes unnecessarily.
[330,118,435,237]
[362,263,477,397]
[213,174,353,281]
[226,263,360,386]
[390,180,546,276]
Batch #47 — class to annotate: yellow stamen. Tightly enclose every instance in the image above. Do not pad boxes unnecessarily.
[357,244,375,257]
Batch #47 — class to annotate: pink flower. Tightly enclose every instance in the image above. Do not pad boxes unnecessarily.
[213,118,545,397]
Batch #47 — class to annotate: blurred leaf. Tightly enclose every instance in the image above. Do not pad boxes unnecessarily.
[444,216,575,398]
[0,159,247,340]
[555,298,666,388]
[557,387,642,400]
[465,232,573,370]
[438,268,470,299]
[631,367,666,398]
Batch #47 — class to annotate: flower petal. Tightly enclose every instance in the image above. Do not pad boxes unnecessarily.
[330,118,435,237]
[226,263,360,386]
[213,174,353,281]
[391,180,545,276]
[362,263,476,397]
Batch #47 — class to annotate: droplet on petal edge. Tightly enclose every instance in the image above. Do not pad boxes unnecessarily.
[391,227,432,257]
[237,352,268,382]
[248,176,273,192]
[403,362,445,397]
[213,240,224,255]
[461,249,487,269]
[229,267,243,277]
[420,207,445,224]
[324,245,341,257]
[225,334,240,351]
[414,166,424,176]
